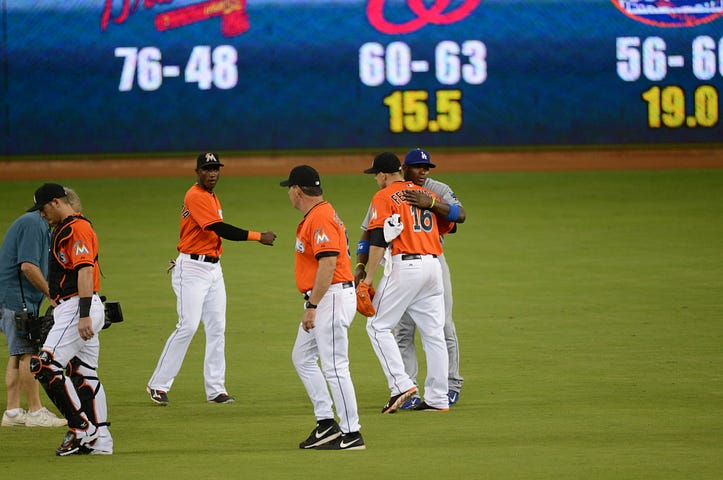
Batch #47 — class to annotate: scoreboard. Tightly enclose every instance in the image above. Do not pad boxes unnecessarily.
[1,0,722,156]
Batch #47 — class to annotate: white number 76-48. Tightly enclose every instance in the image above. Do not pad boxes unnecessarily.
[115,46,238,92]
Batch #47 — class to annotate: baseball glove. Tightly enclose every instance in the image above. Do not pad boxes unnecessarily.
[356,283,376,317]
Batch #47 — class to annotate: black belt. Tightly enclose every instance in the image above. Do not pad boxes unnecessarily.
[190,254,220,264]
[303,281,354,300]
[401,254,437,260]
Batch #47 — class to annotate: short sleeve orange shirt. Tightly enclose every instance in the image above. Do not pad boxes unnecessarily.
[366,181,454,256]
[50,215,100,300]
[294,201,353,293]
[177,184,223,257]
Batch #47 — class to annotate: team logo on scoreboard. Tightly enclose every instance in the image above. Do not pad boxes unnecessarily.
[367,0,482,34]
[611,0,723,27]
[101,0,249,37]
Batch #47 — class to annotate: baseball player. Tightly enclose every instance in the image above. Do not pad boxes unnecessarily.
[147,153,277,406]
[27,183,113,455]
[358,153,455,412]
[281,165,365,450]
[394,148,466,408]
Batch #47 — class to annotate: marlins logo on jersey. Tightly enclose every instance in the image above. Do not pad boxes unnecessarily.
[74,240,89,255]
[314,229,330,244]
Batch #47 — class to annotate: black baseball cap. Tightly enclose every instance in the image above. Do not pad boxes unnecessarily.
[404,148,436,168]
[196,152,224,169]
[364,152,402,174]
[280,165,321,187]
[27,183,66,212]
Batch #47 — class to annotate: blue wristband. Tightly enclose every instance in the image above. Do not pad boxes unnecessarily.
[356,239,370,255]
[446,204,460,222]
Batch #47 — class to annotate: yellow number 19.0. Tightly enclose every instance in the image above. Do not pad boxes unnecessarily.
[641,85,719,128]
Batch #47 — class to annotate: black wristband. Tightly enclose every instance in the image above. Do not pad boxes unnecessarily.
[79,297,92,317]
[304,301,317,309]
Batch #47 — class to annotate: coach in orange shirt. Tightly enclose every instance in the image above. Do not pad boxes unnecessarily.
[281,165,365,451]
[359,152,455,413]
[147,153,276,406]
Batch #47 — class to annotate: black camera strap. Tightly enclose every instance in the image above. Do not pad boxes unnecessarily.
[17,266,29,313]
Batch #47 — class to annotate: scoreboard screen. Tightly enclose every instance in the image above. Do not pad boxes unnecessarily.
[1,0,722,156]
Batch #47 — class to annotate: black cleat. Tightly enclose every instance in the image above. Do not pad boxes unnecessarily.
[56,429,99,456]
[209,393,235,404]
[315,431,366,451]
[413,401,449,412]
[147,387,169,405]
[299,420,341,449]
[381,387,418,414]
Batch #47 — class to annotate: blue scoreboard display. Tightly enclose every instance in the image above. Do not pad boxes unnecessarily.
[1,0,722,156]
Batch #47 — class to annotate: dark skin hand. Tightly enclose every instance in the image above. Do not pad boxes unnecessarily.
[400,164,466,223]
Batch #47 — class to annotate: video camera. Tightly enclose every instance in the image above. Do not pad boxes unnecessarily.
[102,300,124,329]
[16,297,124,348]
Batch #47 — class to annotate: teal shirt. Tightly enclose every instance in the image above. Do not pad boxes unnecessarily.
[0,211,51,314]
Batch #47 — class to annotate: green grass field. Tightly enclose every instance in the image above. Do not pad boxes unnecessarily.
[1,169,721,478]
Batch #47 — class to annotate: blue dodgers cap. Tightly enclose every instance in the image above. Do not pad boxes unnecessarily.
[404,148,436,168]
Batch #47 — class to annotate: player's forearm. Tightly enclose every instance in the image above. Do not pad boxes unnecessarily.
[363,246,385,286]
[76,266,94,298]
[431,200,466,224]
[207,221,257,241]
[308,256,336,305]
[355,229,371,280]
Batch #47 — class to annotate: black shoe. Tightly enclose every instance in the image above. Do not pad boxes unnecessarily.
[55,429,99,456]
[381,387,418,414]
[56,431,81,456]
[147,387,169,406]
[413,401,449,412]
[299,420,341,449]
[209,393,235,404]
[315,431,366,451]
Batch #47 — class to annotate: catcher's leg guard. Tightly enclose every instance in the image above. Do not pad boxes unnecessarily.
[68,357,110,429]
[30,351,89,430]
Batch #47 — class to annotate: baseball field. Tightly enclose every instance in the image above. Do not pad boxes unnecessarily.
[1,150,722,478]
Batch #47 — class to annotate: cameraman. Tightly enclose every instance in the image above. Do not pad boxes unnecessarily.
[0,204,66,428]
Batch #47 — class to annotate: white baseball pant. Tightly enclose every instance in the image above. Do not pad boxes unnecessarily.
[396,252,463,392]
[366,254,449,409]
[149,253,228,400]
[292,283,360,433]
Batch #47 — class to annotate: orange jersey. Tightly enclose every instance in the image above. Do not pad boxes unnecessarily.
[294,201,353,293]
[177,184,223,257]
[49,215,100,301]
[367,181,454,256]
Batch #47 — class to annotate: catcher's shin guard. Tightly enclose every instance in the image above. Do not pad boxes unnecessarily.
[69,357,110,429]
[30,351,89,430]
